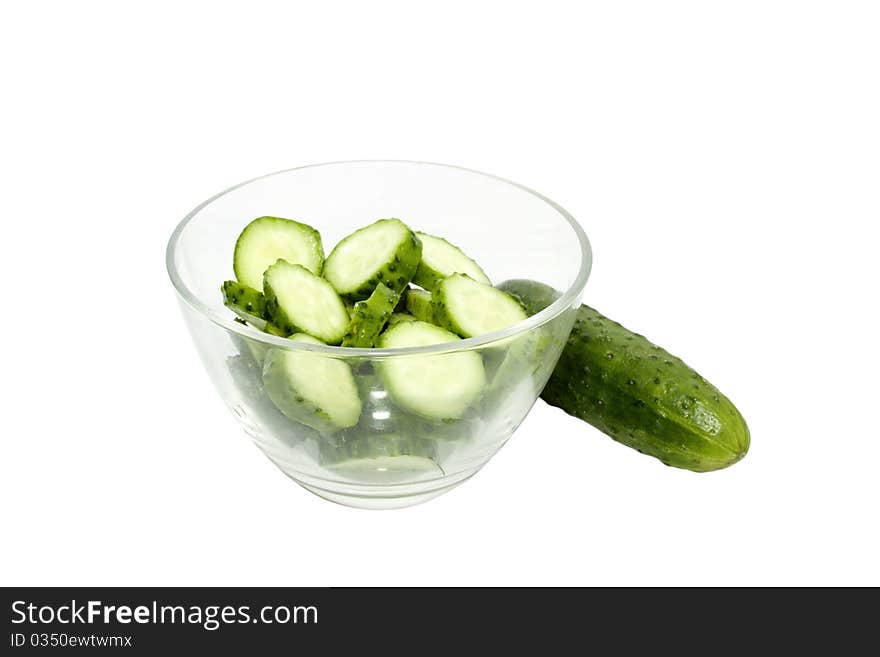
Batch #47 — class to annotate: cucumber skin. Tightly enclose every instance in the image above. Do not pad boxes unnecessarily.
[222,281,268,329]
[404,288,434,324]
[341,283,399,348]
[499,279,749,472]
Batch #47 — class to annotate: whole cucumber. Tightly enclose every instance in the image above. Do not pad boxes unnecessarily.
[498,280,749,472]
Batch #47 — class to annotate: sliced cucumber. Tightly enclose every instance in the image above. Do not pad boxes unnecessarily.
[262,334,362,434]
[263,260,349,344]
[320,432,442,483]
[412,231,490,291]
[377,321,486,420]
[323,218,422,300]
[264,322,288,337]
[341,283,399,348]
[404,288,434,324]
[432,273,527,338]
[387,312,417,326]
[233,216,324,290]
[222,280,268,330]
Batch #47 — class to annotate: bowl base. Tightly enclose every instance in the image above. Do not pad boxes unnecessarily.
[286,467,480,510]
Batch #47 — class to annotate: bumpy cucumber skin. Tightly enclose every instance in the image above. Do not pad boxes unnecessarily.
[222,280,268,328]
[404,288,434,324]
[499,279,750,472]
[263,261,349,344]
[433,274,527,338]
[412,232,490,291]
[341,283,399,348]
[325,219,423,300]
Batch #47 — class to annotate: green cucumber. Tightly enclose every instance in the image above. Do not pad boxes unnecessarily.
[222,280,268,330]
[341,283,399,348]
[377,320,486,421]
[413,231,490,290]
[263,260,350,344]
[499,279,750,472]
[262,334,362,434]
[433,273,527,338]
[404,288,434,324]
[233,216,324,290]
[319,432,442,483]
[323,218,422,300]
[264,322,288,337]
[387,312,417,326]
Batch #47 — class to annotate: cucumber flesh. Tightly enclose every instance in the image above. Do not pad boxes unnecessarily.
[377,321,486,420]
[323,218,422,300]
[222,280,268,330]
[233,216,324,291]
[433,273,527,338]
[498,279,750,472]
[387,312,417,326]
[262,334,362,434]
[341,283,399,348]
[263,260,350,344]
[404,288,434,324]
[413,232,490,291]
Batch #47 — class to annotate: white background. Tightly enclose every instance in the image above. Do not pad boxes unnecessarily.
[2,1,878,586]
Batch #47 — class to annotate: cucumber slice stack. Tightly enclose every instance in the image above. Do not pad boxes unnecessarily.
[220,214,530,468]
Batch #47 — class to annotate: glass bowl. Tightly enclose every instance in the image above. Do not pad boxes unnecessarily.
[166,161,591,509]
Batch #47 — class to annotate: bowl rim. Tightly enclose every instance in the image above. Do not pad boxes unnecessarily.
[166,160,592,358]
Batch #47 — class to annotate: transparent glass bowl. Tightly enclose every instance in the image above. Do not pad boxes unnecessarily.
[166,161,591,508]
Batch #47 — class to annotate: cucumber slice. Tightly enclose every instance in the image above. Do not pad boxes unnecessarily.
[222,280,268,330]
[262,334,362,434]
[412,231,490,291]
[263,260,350,344]
[341,283,399,348]
[320,432,442,484]
[432,273,527,338]
[233,216,324,290]
[323,218,422,300]
[387,312,417,326]
[264,322,288,337]
[377,321,486,420]
[404,288,434,324]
